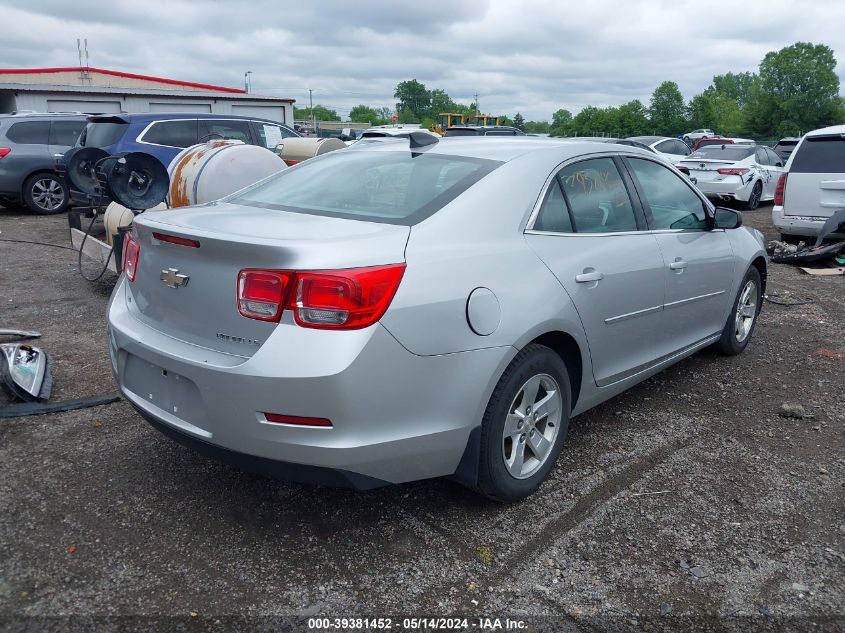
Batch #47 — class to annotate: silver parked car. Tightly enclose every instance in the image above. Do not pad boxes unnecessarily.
[107,136,767,502]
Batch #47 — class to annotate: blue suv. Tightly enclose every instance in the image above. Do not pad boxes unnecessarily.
[76,112,299,168]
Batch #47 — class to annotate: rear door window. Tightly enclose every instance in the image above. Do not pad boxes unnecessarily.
[49,120,86,146]
[141,120,199,148]
[533,179,573,233]
[558,157,638,233]
[790,135,845,173]
[198,119,253,143]
[6,121,50,144]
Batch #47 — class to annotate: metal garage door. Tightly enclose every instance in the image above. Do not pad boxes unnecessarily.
[231,105,286,123]
[149,102,212,113]
[47,99,122,114]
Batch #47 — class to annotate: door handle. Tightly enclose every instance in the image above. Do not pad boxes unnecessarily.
[575,270,604,283]
[669,258,687,271]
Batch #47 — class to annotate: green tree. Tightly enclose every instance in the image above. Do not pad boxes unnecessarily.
[513,112,525,130]
[552,108,572,129]
[616,100,650,137]
[428,89,459,119]
[524,120,551,134]
[712,71,756,107]
[649,81,687,135]
[294,105,340,121]
[749,42,841,135]
[688,88,744,135]
[348,105,382,124]
[394,79,431,119]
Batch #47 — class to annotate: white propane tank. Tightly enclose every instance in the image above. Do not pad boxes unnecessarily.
[103,201,166,246]
[276,137,345,165]
[167,139,286,208]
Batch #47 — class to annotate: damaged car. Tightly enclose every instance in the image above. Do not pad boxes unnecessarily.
[107,136,767,502]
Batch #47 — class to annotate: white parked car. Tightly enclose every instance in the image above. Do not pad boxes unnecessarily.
[628,136,691,164]
[677,144,785,210]
[683,128,717,143]
[357,124,440,141]
[773,125,845,241]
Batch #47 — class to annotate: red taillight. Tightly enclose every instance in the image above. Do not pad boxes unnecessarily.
[236,264,406,329]
[0,148,10,159]
[264,413,332,427]
[676,165,690,175]
[283,159,301,166]
[237,270,293,322]
[289,264,406,330]
[717,167,750,176]
[774,173,788,206]
[152,232,200,248]
[122,233,140,282]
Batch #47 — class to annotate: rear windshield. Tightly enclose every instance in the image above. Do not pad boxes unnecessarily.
[444,128,480,137]
[232,150,501,225]
[790,135,845,173]
[79,122,127,148]
[689,146,755,160]
[777,139,799,147]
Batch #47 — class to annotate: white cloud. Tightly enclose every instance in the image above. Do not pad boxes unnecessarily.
[2,0,843,120]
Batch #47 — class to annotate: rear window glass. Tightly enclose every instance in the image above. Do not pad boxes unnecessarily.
[50,120,86,146]
[79,122,127,148]
[689,146,755,160]
[6,121,50,144]
[232,150,501,225]
[790,135,845,173]
[444,129,479,137]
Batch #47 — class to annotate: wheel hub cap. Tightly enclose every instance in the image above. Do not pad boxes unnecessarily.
[502,373,562,480]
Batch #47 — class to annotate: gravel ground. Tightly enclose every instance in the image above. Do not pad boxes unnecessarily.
[0,203,843,633]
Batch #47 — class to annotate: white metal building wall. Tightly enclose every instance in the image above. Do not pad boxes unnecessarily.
[6,92,293,124]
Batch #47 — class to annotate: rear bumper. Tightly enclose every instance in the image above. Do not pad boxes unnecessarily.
[772,205,845,238]
[107,278,512,485]
[695,176,753,202]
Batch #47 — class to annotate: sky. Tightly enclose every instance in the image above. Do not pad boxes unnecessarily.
[2,0,844,121]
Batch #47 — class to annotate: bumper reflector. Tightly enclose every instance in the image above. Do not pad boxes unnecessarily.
[264,413,332,427]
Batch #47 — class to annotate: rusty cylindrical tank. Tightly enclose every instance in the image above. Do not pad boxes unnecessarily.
[167,139,287,208]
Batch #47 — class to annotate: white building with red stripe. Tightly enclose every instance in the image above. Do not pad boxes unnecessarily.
[0,67,294,125]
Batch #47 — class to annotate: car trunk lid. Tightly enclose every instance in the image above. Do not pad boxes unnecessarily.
[127,202,410,356]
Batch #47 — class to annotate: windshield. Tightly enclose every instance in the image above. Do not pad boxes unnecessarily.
[689,146,755,160]
[78,121,127,148]
[232,150,501,225]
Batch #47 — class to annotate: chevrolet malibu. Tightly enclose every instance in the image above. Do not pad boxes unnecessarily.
[108,136,767,502]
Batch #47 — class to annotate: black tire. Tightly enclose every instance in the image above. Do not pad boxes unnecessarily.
[744,181,762,211]
[22,172,69,215]
[475,344,571,503]
[713,266,762,356]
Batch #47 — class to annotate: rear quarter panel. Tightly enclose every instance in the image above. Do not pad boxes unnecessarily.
[380,152,591,361]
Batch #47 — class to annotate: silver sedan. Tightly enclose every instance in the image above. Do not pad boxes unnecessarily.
[107,136,767,502]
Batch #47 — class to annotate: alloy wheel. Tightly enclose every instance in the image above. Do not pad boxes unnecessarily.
[31,178,65,212]
[734,280,758,342]
[501,373,562,480]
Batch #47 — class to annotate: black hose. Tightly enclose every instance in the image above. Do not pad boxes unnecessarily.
[0,393,121,418]
[77,210,116,282]
[0,238,78,252]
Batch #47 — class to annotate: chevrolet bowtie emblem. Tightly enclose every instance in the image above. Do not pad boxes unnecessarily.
[160,268,189,288]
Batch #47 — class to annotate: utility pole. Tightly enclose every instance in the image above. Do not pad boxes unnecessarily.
[244,71,252,93]
[474,92,479,116]
[309,88,315,137]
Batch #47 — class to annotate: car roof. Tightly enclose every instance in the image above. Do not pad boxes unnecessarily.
[86,112,291,126]
[0,112,86,120]
[805,124,845,137]
[349,135,654,162]
[628,135,669,144]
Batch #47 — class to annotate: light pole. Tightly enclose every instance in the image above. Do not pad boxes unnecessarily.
[309,88,315,136]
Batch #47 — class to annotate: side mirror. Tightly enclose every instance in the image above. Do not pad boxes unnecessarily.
[1,342,52,401]
[273,142,285,155]
[713,206,742,229]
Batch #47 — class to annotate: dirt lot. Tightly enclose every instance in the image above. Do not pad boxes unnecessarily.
[0,203,843,632]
